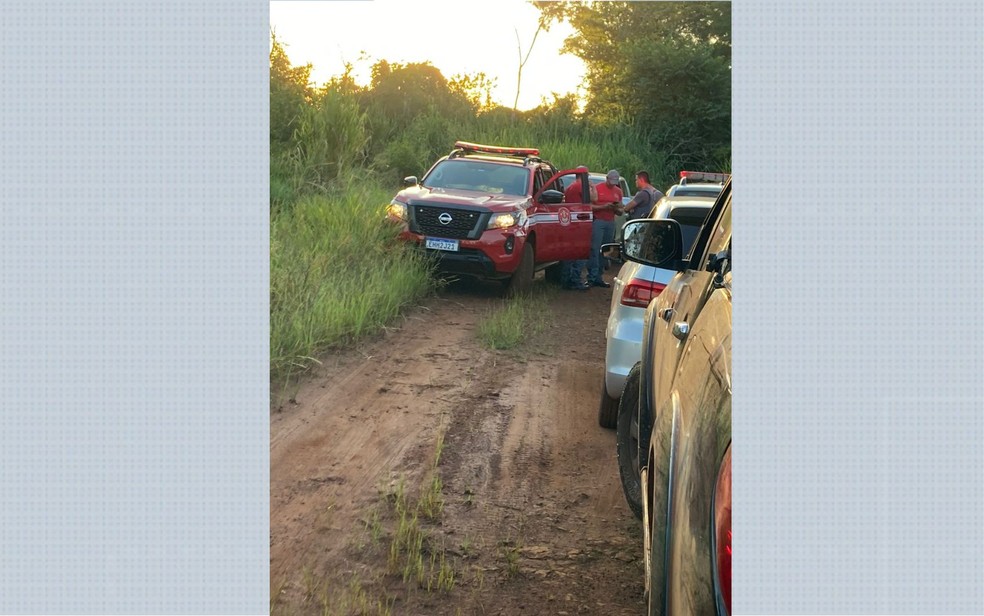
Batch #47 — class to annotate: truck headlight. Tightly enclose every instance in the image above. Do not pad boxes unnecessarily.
[487,209,526,230]
[386,200,407,222]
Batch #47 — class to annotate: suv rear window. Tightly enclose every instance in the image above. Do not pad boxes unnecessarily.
[424,160,531,195]
[668,207,712,256]
[673,186,722,198]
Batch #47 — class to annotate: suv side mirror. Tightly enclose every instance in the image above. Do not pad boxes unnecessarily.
[620,219,684,270]
[403,175,419,187]
[539,189,564,205]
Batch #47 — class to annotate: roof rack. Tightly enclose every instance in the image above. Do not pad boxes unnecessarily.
[448,140,541,164]
[679,170,730,185]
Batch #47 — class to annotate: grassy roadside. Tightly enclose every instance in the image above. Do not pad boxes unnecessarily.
[270,173,560,385]
[270,181,435,383]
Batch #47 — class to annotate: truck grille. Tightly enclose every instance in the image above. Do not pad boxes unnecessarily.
[412,206,482,239]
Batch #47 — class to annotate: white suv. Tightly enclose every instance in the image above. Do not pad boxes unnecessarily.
[597,195,716,428]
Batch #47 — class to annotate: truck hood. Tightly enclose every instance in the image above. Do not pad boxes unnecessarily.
[396,185,530,212]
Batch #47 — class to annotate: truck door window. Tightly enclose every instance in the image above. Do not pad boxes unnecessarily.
[532,168,544,194]
[548,169,563,192]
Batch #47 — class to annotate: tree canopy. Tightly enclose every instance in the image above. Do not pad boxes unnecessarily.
[536,1,731,168]
[269,3,731,206]
[269,34,313,148]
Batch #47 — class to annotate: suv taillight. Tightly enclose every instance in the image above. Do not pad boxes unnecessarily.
[620,278,665,308]
[713,446,732,615]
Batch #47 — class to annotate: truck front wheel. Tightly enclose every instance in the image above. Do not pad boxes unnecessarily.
[505,242,534,298]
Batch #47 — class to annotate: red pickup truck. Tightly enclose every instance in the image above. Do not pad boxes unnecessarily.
[386,141,595,296]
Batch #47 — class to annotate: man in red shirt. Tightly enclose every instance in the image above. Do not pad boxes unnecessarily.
[561,176,598,290]
[588,170,624,288]
[563,175,598,208]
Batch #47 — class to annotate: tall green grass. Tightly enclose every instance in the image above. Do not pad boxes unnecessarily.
[280,90,369,191]
[270,181,435,380]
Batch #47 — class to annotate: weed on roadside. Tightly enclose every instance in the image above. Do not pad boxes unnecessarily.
[433,431,445,467]
[316,575,394,616]
[428,546,456,592]
[476,288,551,350]
[419,473,444,521]
[384,463,456,594]
[363,507,383,544]
[388,477,409,517]
[301,565,319,603]
[459,537,474,558]
[386,501,458,593]
[498,539,523,578]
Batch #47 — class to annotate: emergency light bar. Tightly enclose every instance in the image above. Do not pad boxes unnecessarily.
[452,141,540,157]
[679,170,729,185]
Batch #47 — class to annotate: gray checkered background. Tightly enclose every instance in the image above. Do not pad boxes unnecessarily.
[0,0,980,613]
[0,1,268,613]
[734,0,983,613]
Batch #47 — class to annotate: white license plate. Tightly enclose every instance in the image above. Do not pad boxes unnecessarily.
[425,237,459,252]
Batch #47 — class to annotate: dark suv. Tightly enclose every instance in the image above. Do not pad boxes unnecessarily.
[386,141,595,295]
[607,178,732,615]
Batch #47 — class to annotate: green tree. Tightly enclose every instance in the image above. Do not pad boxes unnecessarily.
[536,1,731,169]
[365,61,470,130]
[360,61,476,173]
[270,35,371,208]
[376,109,461,183]
[623,37,731,166]
[269,32,314,149]
[449,71,498,112]
[525,93,582,140]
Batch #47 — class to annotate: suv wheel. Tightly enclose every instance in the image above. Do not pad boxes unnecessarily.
[616,363,643,519]
[505,241,534,297]
[598,376,618,428]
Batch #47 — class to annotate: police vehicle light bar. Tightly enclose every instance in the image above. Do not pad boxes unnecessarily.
[453,141,540,157]
[679,170,729,184]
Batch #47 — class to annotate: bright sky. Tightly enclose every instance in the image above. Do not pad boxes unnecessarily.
[269,0,587,111]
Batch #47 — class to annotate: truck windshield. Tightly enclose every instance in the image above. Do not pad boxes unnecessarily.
[424,160,530,196]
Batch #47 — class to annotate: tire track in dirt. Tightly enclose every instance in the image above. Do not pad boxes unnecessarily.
[438,354,644,615]
[271,275,646,615]
[270,296,492,586]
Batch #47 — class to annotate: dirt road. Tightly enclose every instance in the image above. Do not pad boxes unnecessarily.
[271,273,646,616]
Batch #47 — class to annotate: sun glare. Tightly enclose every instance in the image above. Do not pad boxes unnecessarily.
[269,0,586,111]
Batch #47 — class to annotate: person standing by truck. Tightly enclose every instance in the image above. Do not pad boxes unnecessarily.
[587,170,624,288]
[622,170,663,221]
[560,174,598,290]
